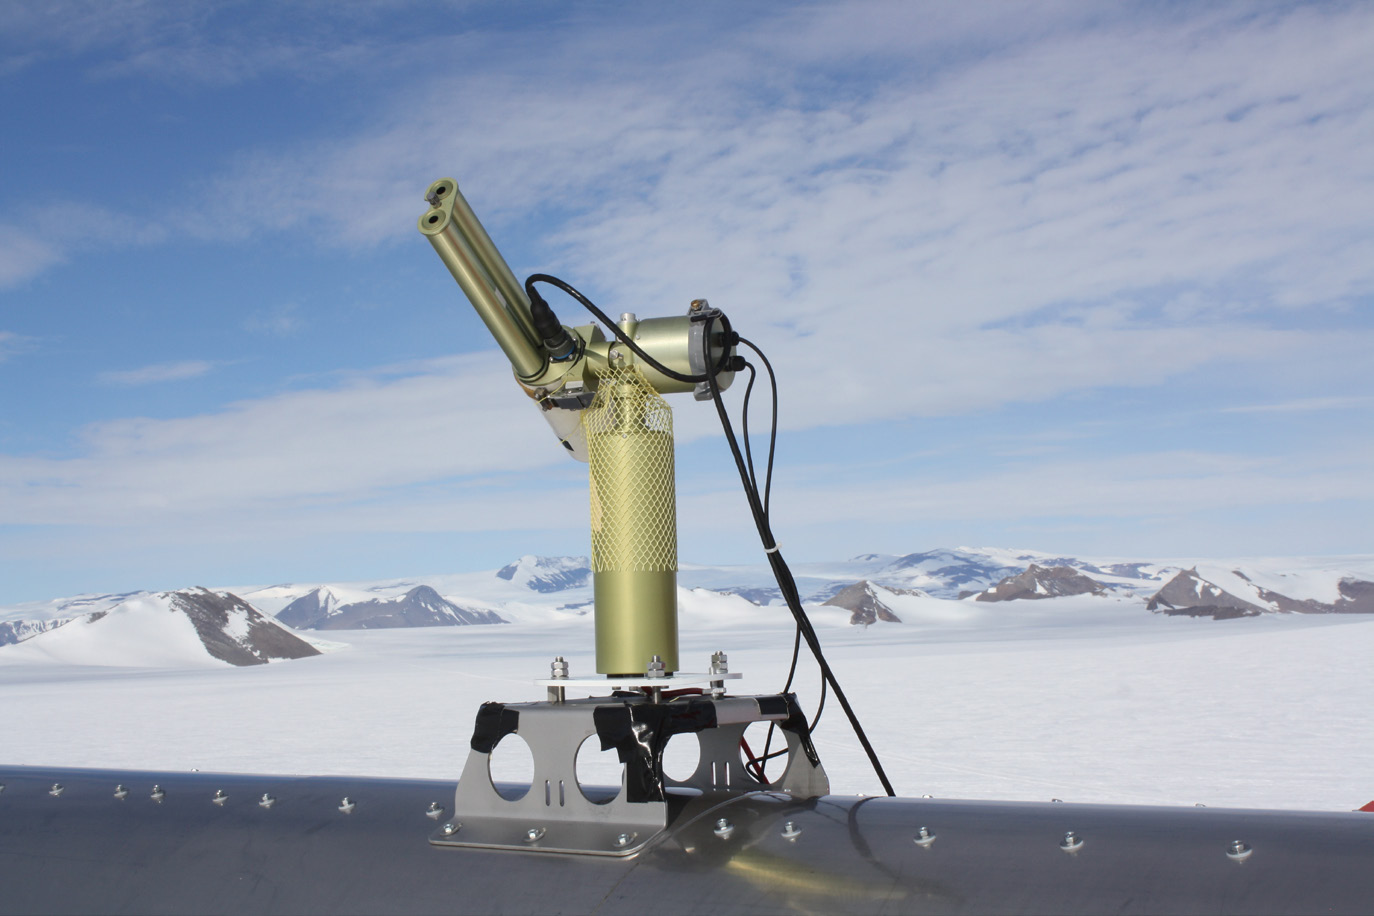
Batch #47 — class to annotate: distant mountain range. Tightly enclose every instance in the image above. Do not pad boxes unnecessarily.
[277,584,506,630]
[3,548,1372,661]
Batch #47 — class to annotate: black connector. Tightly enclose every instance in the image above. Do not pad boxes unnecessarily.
[528,288,577,361]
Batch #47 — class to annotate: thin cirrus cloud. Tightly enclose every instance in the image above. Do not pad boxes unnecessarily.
[1221,396,1374,415]
[98,360,217,387]
[0,224,62,289]
[2,352,557,527]
[0,330,32,363]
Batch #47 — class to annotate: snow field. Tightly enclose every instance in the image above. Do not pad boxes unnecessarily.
[2,594,1370,813]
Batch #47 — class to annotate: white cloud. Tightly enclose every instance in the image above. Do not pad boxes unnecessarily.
[0,331,30,363]
[0,351,568,526]
[0,1,400,87]
[99,360,217,387]
[243,302,304,336]
[0,225,62,288]
[1221,396,1374,415]
[4,3,1373,576]
[675,444,1374,552]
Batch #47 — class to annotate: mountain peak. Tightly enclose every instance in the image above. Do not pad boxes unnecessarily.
[494,555,591,593]
[1146,569,1265,619]
[974,565,1108,602]
[5,588,319,667]
[823,580,921,626]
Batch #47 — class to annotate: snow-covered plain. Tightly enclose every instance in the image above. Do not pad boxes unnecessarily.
[2,586,1371,814]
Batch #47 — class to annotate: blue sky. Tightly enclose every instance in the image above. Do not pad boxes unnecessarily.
[1,1,1371,603]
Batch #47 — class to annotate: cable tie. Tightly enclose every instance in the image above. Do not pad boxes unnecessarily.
[765,543,781,554]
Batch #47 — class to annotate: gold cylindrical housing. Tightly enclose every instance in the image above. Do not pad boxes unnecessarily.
[419,200,546,381]
[584,365,679,674]
[615,315,736,395]
[444,185,542,350]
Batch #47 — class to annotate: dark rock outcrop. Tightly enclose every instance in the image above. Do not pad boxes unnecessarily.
[1145,569,1265,620]
[171,588,321,665]
[974,564,1108,602]
[1333,578,1374,613]
[823,580,921,625]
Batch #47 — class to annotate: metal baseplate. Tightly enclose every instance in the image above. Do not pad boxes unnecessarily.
[429,692,828,856]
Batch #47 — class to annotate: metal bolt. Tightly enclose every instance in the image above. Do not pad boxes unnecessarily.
[713,817,734,838]
[614,832,635,848]
[1060,830,1084,852]
[48,783,64,797]
[551,656,569,678]
[914,825,937,847]
[710,651,728,674]
[525,826,545,842]
[426,801,445,820]
[259,793,276,809]
[690,299,709,311]
[441,822,459,836]
[1051,798,1063,803]
[150,785,165,802]
[212,789,228,806]
[1227,839,1253,862]
[608,347,622,361]
[338,797,356,814]
[620,312,638,324]
[781,821,802,840]
[113,784,129,800]
[646,655,666,678]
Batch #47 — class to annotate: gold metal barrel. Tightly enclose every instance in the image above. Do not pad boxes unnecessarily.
[584,364,679,674]
[418,179,546,380]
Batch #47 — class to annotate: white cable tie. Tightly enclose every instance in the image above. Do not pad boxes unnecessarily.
[765,543,781,554]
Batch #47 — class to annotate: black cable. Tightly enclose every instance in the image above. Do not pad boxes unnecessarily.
[738,350,799,780]
[737,338,778,517]
[741,362,760,500]
[526,274,729,384]
[698,313,895,797]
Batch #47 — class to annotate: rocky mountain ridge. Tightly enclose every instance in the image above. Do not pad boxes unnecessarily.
[971,565,1109,602]
[277,584,506,630]
[4,550,1372,654]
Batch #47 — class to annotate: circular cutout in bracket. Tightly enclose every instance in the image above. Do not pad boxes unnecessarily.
[575,734,624,804]
[487,733,535,801]
[742,720,789,787]
[662,731,702,784]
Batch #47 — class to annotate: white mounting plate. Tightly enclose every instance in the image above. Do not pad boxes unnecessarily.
[535,671,742,690]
